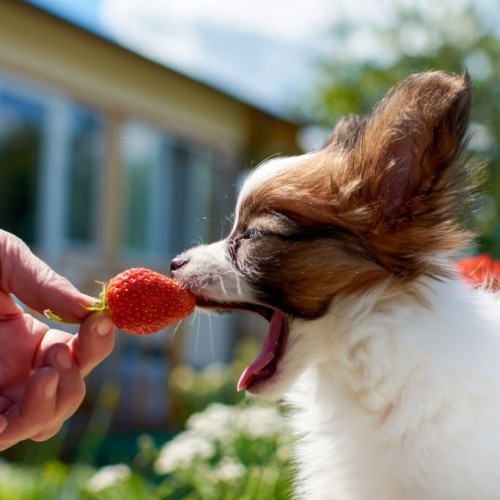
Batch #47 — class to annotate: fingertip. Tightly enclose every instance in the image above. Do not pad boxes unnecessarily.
[31,423,63,442]
[72,312,114,376]
[97,314,114,337]
[60,293,95,322]
[55,347,73,371]
[36,366,60,399]
[85,312,115,338]
[43,343,73,371]
[19,366,59,419]
[44,376,59,399]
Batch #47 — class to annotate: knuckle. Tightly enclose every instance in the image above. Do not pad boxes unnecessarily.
[31,426,61,442]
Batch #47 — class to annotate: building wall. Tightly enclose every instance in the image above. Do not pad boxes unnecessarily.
[0,1,250,151]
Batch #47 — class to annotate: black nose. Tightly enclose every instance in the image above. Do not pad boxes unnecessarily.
[170,255,188,272]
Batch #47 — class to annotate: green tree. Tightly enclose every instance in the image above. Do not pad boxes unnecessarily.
[312,1,500,256]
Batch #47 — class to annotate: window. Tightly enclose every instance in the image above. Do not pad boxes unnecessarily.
[120,122,239,367]
[0,75,106,252]
[167,143,214,255]
[122,122,161,251]
[0,90,44,244]
[65,105,104,244]
[121,122,231,259]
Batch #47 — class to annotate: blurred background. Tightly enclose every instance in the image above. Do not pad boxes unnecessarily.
[0,0,499,497]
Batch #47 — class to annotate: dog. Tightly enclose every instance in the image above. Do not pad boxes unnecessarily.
[171,71,500,499]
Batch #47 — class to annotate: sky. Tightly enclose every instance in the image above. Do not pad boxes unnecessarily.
[26,0,499,120]
[26,0,386,118]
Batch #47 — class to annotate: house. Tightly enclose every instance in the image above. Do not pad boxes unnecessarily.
[0,0,301,431]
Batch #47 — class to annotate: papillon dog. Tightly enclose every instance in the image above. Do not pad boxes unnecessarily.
[171,71,500,499]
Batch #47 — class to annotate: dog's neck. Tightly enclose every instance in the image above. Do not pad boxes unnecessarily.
[285,276,500,499]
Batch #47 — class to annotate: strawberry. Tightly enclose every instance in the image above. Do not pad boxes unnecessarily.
[88,267,196,335]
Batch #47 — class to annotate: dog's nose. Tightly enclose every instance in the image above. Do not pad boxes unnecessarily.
[170,255,188,273]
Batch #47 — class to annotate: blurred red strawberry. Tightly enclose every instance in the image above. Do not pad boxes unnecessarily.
[455,254,500,292]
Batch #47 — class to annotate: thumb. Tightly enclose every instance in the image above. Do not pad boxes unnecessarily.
[0,230,94,321]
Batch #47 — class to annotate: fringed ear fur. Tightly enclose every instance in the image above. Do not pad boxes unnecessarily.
[325,115,366,151]
[328,71,478,278]
[358,71,472,219]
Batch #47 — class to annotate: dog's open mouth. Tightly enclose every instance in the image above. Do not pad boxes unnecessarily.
[195,297,289,392]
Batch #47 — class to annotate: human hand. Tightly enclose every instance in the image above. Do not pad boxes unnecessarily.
[0,230,115,449]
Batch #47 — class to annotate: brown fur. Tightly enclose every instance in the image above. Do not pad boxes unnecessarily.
[231,71,479,318]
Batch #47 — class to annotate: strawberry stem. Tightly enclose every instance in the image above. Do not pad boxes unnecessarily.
[44,309,64,322]
[85,281,109,313]
[43,309,79,324]
[44,281,109,324]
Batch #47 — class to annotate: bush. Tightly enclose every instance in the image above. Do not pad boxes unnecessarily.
[0,401,294,499]
[153,402,294,499]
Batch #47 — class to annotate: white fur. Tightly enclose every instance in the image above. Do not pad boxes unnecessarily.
[177,239,254,303]
[286,277,500,499]
[178,232,500,498]
[174,149,500,497]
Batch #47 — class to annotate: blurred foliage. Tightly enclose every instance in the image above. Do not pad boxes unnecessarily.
[0,335,294,499]
[151,402,293,499]
[311,0,500,256]
[0,458,155,499]
[169,337,260,426]
[0,401,293,500]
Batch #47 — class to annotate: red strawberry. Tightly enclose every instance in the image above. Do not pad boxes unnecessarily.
[89,267,195,335]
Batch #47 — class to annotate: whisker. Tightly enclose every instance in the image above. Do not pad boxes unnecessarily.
[234,271,244,298]
[168,319,184,347]
[194,311,202,364]
[208,314,215,360]
[217,274,229,296]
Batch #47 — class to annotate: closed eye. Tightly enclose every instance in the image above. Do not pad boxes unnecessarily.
[276,224,349,242]
[227,228,266,264]
[242,228,264,240]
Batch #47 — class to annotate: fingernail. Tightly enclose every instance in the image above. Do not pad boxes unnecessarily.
[44,378,58,398]
[96,315,114,337]
[56,349,73,370]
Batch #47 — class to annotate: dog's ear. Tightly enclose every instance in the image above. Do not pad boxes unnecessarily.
[326,115,366,150]
[356,71,472,218]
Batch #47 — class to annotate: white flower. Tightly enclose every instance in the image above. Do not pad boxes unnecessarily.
[186,403,239,440]
[235,405,285,438]
[186,402,288,441]
[85,464,131,492]
[0,460,16,484]
[210,457,246,482]
[154,431,216,474]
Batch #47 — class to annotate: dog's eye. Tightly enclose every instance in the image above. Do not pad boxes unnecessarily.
[228,228,263,262]
[242,228,263,240]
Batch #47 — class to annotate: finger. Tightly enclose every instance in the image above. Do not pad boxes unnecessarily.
[31,323,73,370]
[42,343,86,419]
[0,230,95,321]
[31,344,87,442]
[0,368,59,450]
[31,422,63,442]
[0,397,11,413]
[69,313,115,376]
[0,345,87,448]
[0,416,6,434]
[0,290,24,320]
[19,368,59,422]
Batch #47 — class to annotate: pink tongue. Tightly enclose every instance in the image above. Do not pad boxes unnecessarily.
[237,311,284,391]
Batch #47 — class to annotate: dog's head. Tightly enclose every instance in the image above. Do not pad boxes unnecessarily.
[171,71,477,398]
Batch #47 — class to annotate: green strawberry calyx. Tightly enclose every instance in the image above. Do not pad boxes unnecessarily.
[44,281,109,323]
